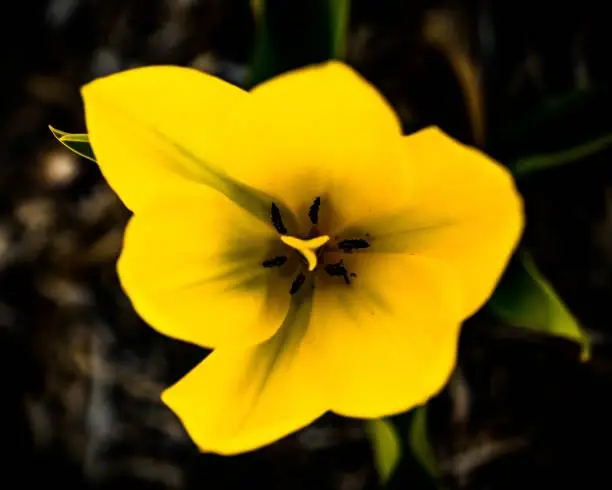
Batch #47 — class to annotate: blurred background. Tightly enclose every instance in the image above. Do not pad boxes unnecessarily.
[2,0,612,488]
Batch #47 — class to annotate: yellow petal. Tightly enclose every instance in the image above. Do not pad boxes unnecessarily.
[118,191,291,349]
[221,61,413,233]
[402,127,524,317]
[81,66,247,212]
[313,252,464,418]
[162,296,327,455]
[340,127,524,318]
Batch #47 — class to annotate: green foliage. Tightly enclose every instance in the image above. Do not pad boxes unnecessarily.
[488,251,591,361]
[366,418,401,485]
[366,407,444,489]
[329,0,350,60]
[48,125,96,162]
[490,87,612,166]
[247,0,350,89]
[483,88,607,363]
[408,406,440,480]
[510,132,612,178]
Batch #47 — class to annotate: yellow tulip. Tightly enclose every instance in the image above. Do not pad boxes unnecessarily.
[81,61,523,455]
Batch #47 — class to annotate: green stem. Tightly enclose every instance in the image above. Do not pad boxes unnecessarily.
[330,0,351,59]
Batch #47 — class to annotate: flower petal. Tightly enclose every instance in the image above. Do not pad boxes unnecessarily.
[118,191,292,349]
[403,129,524,318]
[344,127,523,318]
[220,61,413,233]
[313,252,464,418]
[81,66,247,212]
[161,297,327,455]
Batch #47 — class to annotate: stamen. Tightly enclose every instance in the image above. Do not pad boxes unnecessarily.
[324,260,351,285]
[290,273,306,295]
[338,239,370,253]
[270,203,287,234]
[262,256,288,268]
[308,197,321,225]
[280,235,330,272]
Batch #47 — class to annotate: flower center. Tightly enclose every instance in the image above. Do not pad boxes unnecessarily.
[280,235,330,272]
[262,199,371,296]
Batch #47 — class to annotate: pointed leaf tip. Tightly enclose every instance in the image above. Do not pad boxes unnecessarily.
[49,126,97,163]
[408,406,440,479]
[365,418,401,485]
[488,250,591,361]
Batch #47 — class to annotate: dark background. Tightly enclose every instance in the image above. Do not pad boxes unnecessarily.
[2,1,612,488]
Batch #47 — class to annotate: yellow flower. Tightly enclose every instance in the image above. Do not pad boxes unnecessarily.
[81,61,523,455]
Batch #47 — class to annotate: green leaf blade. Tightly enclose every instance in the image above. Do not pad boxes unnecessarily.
[49,125,97,163]
[365,418,401,485]
[408,406,440,479]
[511,132,612,178]
[488,250,591,361]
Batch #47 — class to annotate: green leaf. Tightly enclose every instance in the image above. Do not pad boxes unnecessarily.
[247,0,351,89]
[510,131,612,178]
[408,406,440,479]
[488,250,591,361]
[365,418,401,485]
[49,125,97,162]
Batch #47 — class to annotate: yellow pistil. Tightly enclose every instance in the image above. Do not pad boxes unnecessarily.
[280,235,330,272]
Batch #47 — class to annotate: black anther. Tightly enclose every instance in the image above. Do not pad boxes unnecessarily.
[262,256,288,268]
[270,203,287,234]
[324,260,351,285]
[338,239,370,253]
[308,197,321,225]
[290,273,306,295]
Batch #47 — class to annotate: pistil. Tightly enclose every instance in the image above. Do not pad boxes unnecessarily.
[280,234,330,272]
